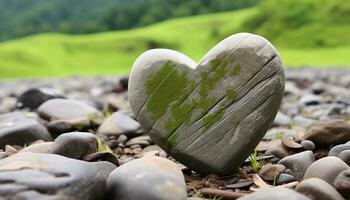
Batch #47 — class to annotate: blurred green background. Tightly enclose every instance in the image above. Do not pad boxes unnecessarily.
[0,0,349,78]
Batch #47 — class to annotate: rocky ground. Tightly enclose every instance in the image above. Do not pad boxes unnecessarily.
[0,68,349,200]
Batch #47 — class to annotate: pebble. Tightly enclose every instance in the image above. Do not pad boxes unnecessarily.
[328,144,350,157]
[296,178,345,200]
[97,111,141,137]
[273,112,292,127]
[300,140,315,151]
[276,173,296,185]
[0,152,115,199]
[303,119,350,148]
[265,140,289,159]
[278,151,315,181]
[0,112,51,148]
[303,156,350,184]
[237,187,310,200]
[17,87,65,110]
[333,169,350,199]
[338,150,350,165]
[106,156,187,200]
[258,164,281,181]
[38,98,102,121]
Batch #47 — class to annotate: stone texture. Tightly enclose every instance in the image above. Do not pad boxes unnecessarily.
[106,156,187,200]
[128,33,285,174]
[333,169,350,199]
[303,156,349,184]
[296,178,345,200]
[0,112,51,148]
[0,152,116,200]
[304,119,350,148]
[38,99,102,121]
[237,187,310,200]
[97,111,141,136]
[278,151,314,181]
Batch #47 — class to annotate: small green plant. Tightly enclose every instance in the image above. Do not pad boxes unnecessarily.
[74,123,84,130]
[272,132,284,140]
[192,188,222,200]
[97,139,113,153]
[249,149,260,173]
[273,174,277,186]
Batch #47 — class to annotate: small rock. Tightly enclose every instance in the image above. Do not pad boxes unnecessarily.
[276,173,296,185]
[125,135,152,147]
[38,99,102,121]
[303,119,350,148]
[50,132,98,160]
[106,156,187,200]
[333,169,350,199]
[97,111,141,137]
[293,116,316,128]
[328,144,350,157]
[0,152,115,199]
[303,156,349,184]
[258,164,281,181]
[0,112,51,148]
[237,187,310,200]
[298,94,322,106]
[338,150,350,165]
[278,151,315,181]
[301,140,315,151]
[296,178,345,200]
[265,140,289,159]
[47,117,91,136]
[273,112,292,127]
[17,88,64,110]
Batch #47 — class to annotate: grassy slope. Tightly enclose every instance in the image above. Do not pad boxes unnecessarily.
[0,8,349,79]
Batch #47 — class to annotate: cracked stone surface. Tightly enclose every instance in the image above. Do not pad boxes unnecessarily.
[128,33,285,174]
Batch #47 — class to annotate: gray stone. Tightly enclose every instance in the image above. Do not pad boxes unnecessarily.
[0,152,116,199]
[301,140,315,151]
[0,112,51,148]
[328,144,350,157]
[304,156,349,184]
[273,112,292,127]
[128,33,285,174]
[278,151,315,181]
[292,116,316,128]
[17,87,65,110]
[338,150,350,165]
[237,187,310,200]
[97,111,141,136]
[20,132,98,160]
[265,140,289,159]
[258,164,281,181]
[50,132,98,159]
[47,117,91,136]
[303,119,350,148]
[296,178,345,200]
[38,99,102,121]
[106,156,187,200]
[298,94,322,106]
[333,169,350,199]
[277,173,296,185]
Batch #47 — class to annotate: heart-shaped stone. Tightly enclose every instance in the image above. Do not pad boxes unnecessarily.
[128,33,285,175]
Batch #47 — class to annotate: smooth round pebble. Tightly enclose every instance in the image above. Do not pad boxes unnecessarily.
[106,156,187,200]
[328,144,350,157]
[237,187,310,200]
[296,178,345,200]
[301,140,315,151]
[277,173,296,185]
[278,151,315,181]
[303,156,349,184]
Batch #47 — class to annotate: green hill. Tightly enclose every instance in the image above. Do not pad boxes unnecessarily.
[1,5,350,79]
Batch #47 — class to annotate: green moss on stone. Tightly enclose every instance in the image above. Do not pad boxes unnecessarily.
[145,61,190,121]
